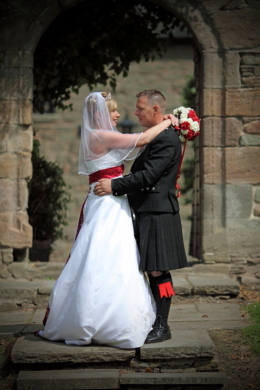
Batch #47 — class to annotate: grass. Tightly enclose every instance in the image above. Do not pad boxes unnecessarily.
[242,302,260,354]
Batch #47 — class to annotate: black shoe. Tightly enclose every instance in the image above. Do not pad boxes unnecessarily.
[145,315,172,344]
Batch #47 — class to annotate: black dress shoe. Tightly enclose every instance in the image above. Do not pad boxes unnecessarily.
[145,315,172,344]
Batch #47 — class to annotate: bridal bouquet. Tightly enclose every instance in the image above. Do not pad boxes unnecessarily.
[173,106,200,142]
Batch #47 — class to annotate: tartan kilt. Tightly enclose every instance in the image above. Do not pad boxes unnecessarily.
[135,212,188,272]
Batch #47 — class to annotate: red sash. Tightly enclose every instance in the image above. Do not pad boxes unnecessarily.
[89,164,124,184]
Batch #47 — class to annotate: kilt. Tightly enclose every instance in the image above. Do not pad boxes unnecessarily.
[135,212,188,272]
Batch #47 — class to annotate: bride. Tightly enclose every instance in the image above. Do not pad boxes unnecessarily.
[37,92,177,349]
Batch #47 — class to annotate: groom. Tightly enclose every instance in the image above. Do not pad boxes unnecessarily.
[94,90,187,343]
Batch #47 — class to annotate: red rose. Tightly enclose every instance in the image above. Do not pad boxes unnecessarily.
[180,121,191,131]
[188,110,200,124]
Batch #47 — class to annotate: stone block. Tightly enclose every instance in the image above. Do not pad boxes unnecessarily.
[201,117,223,147]
[226,219,260,254]
[0,68,33,100]
[171,276,192,295]
[254,66,260,76]
[230,265,247,274]
[12,334,135,364]
[191,264,230,274]
[241,276,260,285]
[17,369,120,390]
[254,187,260,203]
[202,53,224,88]
[239,133,260,146]
[0,100,32,125]
[0,211,32,248]
[226,184,252,218]
[0,310,33,326]
[226,89,260,116]
[0,152,32,179]
[0,266,12,279]
[186,274,239,295]
[225,147,260,184]
[253,202,260,216]
[120,372,225,386]
[140,329,215,360]
[225,117,243,146]
[3,51,33,68]
[241,53,260,66]
[201,89,223,117]
[0,299,18,311]
[242,76,260,88]
[248,255,260,264]
[0,179,28,212]
[202,184,223,219]
[231,257,247,264]
[203,254,230,263]
[225,51,241,88]
[201,219,228,261]
[213,10,260,50]
[1,248,13,265]
[0,124,33,153]
[203,182,254,224]
[6,263,36,280]
[203,147,223,184]
[244,120,260,134]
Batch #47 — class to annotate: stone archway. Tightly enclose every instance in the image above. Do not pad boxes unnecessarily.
[0,0,260,278]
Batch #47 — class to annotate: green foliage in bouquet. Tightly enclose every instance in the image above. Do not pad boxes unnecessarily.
[28,139,71,246]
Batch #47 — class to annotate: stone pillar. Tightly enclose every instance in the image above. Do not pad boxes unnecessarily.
[200,49,260,276]
[0,51,33,269]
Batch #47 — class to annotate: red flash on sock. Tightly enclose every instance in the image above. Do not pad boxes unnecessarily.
[158,282,175,298]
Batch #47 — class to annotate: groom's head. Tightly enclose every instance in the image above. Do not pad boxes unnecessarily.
[135,90,166,128]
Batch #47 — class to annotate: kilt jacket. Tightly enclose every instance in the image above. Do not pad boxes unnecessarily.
[111,127,181,214]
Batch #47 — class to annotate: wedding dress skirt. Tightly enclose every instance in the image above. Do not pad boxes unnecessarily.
[39,181,156,349]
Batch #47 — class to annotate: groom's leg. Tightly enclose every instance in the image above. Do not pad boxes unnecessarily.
[145,271,175,343]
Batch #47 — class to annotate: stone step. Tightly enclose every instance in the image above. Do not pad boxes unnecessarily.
[0,279,54,310]
[11,330,215,370]
[17,369,226,390]
[0,273,240,311]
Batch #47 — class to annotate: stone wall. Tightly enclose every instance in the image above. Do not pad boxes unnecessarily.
[0,0,260,280]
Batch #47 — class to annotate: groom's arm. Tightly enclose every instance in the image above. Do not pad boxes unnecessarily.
[95,131,178,196]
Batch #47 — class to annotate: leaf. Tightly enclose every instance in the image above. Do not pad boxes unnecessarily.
[202,315,208,318]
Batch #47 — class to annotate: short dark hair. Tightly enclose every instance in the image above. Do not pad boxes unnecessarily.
[136,89,166,113]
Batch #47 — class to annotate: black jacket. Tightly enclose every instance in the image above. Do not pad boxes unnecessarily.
[111,127,181,213]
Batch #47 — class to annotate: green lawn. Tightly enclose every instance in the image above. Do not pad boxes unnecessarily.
[242,301,260,354]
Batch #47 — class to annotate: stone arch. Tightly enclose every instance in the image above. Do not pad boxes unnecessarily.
[1,0,260,276]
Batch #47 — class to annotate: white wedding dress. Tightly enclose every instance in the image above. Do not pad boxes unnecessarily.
[39,150,156,349]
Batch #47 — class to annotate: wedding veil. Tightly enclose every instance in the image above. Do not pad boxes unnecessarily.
[78,92,141,175]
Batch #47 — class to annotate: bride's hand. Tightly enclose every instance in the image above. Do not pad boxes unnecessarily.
[163,114,179,128]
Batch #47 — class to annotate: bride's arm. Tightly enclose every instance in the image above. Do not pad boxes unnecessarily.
[97,118,172,149]
[136,118,172,146]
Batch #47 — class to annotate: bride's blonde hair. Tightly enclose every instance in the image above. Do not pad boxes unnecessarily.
[101,92,117,112]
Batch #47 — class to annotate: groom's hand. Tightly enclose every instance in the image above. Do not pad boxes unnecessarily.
[94,179,112,196]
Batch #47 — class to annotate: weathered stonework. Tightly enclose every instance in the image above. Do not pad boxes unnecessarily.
[225,147,260,184]
[225,118,243,146]
[244,120,260,134]
[225,89,260,116]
